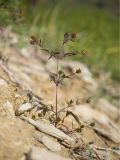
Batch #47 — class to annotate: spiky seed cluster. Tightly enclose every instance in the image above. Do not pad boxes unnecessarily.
[63,32,76,44]
[30,32,87,60]
[30,36,43,47]
[76,68,81,74]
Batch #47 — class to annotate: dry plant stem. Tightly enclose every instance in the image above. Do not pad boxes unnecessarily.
[57,105,72,114]
[55,84,58,126]
[55,59,59,126]
[93,149,101,160]
[30,33,83,127]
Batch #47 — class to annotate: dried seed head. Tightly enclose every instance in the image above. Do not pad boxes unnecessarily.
[58,70,62,75]
[30,36,36,44]
[32,115,36,120]
[76,68,81,74]
[30,40,34,45]
[30,35,36,40]
[0,54,8,62]
[71,33,76,39]
[81,50,87,55]
[80,125,85,129]
[86,97,91,103]
[63,32,77,44]
[69,99,73,104]
[90,122,95,127]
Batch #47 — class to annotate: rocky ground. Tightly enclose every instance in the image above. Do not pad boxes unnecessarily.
[0,27,120,160]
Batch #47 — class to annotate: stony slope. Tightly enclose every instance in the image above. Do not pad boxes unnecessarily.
[0,28,120,160]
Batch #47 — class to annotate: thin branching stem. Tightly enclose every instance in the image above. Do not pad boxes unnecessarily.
[55,84,58,126]
[30,33,83,127]
[59,72,76,83]
[55,59,59,126]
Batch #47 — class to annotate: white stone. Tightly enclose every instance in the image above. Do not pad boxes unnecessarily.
[16,103,33,115]
[19,103,32,111]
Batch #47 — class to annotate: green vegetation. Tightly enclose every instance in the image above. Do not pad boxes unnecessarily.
[0,0,119,81]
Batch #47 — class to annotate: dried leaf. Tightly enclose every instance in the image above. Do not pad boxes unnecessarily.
[64,51,79,57]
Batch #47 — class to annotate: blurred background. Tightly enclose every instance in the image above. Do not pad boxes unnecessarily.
[0,0,119,82]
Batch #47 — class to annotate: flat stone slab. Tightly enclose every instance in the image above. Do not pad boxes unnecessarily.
[27,147,72,160]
